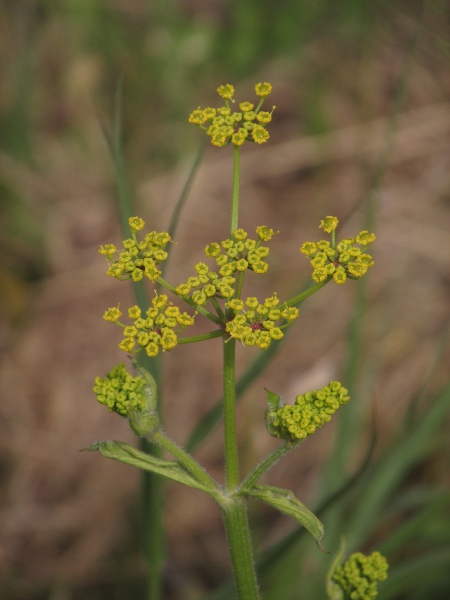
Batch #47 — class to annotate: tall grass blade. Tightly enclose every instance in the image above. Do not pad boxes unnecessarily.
[101,81,165,600]
[345,382,450,549]
[161,139,207,279]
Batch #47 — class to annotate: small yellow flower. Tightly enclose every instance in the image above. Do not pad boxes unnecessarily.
[177,312,195,327]
[243,110,257,122]
[217,106,231,116]
[99,244,116,256]
[347,261,368,278]
[256,111,272,124]
[129,216,145,231]
[245,297,258,309]
[235,258,249,271]
[319,216,339,233]
[119,337,135,352]
[255,82,272,97]
[227,299,245,312]
[152,294,168,309]
[123,326,138,338]
[189,108,207,125]
[131,269,144,282]
[176,283,191,296]
[231,133,246,146]
[269,328,284,340]
[281,306,299,321]
[145,342,159,357]
[128,305,141,319]
[107,263,124,277]
[217,84,235,100]
[312,268,328,283]
[161,329,178,350]
[192,289,207,305]
[164,306,180,318]
[252,125,269,144]
[210,133,228,147]
[300,241,317,256]
[356,230,376,245]
[239,101,254,112]
[202,107,216,120]
[252,261,269,274]
[103,306,122,322]
[256,225,277,241]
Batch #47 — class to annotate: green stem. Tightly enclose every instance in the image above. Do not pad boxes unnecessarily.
[286,277,331,307]
[156,276,222,325]
[235,270,245,300]
[222,338,261,599]
[151,429,219,493]
[231,145,241,233]
[223,338,240,489]
[210,295,226,321]
[177,330,224,344]
[241,443,292,490]
[221,499,261,600]
[161,139,207,279]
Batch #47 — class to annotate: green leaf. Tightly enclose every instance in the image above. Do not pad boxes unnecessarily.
[241,484,326,551]
[85,440,213,493]
[264,388,285,438]
[265,388,284,411]
[326,536,345,600]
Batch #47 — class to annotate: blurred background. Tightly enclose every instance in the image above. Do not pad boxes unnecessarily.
[1,1,450,599]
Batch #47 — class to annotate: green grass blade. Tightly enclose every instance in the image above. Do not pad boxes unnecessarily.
[161,139,207,279]
[102,82,165,600]
[346,383,450,549]
[377,490,450,557]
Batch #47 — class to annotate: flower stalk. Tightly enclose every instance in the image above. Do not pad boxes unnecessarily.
[231,145,241,233]
[91,81,387,600]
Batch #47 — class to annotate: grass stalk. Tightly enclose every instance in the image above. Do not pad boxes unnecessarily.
[105,82,165,600]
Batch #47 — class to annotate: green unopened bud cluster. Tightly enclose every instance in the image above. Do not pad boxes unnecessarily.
[103,295,195,357]
[266,381,350,442]
[332,552,388,600]
[99,217,171,282]
[300,217,375,284]
[226,294,299,349]
[93,363,147,416]
[175,226,277,305]
[189,82,275,147]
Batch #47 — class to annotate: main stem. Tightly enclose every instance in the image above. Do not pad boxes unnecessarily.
[220,145,261,599]
[221,500,261,600]
[222,338,261,599]
[231,145,241,233]
[223,339,239,489]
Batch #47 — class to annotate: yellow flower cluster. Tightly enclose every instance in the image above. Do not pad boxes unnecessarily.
[99,217,171,283]
[206,226,276,275]
[225,294,299,349]
[188,82,275,147]
[332,552,389,600]
[104,295,195,357]
[176,261,236,304]
[175,227,277,306]
[300,217,375,284]
[93,363,147,417]
[266,381,350,442]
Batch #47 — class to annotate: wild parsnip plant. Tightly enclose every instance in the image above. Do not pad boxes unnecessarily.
[88,83,388,600]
